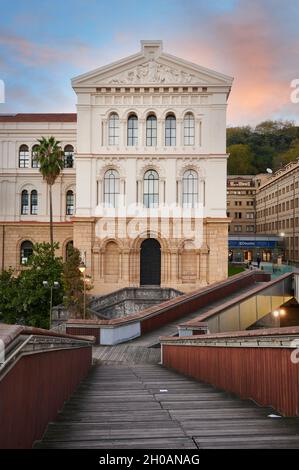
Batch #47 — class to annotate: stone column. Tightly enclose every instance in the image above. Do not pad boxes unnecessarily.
[102,119,107,146]
[157,119,164,147]
[120,119,127,147]
[177,179,182,206]
[177,118,183,147]
[137,179,142,205]
[139,119,145,147]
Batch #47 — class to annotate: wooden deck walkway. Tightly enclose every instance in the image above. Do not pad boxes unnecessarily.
[35,364,299,449]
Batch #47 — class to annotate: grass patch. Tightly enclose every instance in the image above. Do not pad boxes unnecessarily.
[228,264,245,277]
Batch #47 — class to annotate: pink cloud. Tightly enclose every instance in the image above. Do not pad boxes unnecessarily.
[167,1,299,125]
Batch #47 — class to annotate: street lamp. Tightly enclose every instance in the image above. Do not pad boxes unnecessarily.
[272,308,287,327]
[79,261,86,319]
[43,280,59,329]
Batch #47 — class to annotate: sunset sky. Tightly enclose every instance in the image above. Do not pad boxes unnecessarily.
[0,0,298,126]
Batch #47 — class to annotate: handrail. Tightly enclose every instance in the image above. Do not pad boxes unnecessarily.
[67,271,267,327]
[0,332,94,382]
[0,335,33,378]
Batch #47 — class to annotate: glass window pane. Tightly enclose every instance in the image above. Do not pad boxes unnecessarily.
[21,190,29,215]
[104,169,120,207]
[143,170,159,208]
[184,113,195,145]
[64,145,74,168]
[19,145,29,168]
[182,170,198,208]
[20,241,33,264]
[108,113,119,146]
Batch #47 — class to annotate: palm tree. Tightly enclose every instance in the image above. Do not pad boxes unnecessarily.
[35,136,64,257]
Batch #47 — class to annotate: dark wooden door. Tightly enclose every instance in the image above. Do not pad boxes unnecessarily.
[140,238,161,286]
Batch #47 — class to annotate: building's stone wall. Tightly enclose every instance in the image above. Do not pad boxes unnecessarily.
[0,222,73,270]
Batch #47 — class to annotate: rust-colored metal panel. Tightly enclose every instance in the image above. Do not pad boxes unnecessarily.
[141,274,257,334]
[0,347,92,449]
[162,344,299,416]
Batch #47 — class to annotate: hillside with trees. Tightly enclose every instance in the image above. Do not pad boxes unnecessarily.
[227,120,299,175]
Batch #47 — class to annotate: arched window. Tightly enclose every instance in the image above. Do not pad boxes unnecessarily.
[66,190,74,215]
[31,145,39,168]
[165,114,176,146]
[182,170,198,208]
[64,145,74,168]
[65,240,74,260]
[108,113,119,145]
[20,240,33,265]
[127,114,138,146]
[104,169,120,207]
[21,190,29,215]
[184,113,195,146]
[19,145,29,168]
[146,114,157,146]
[143,170,159,208]
[30,190,38,215]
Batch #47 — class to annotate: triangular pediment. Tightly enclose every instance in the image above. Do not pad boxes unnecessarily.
[72,41,233,89]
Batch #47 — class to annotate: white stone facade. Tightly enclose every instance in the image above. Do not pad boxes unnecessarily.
[0,41,233,294]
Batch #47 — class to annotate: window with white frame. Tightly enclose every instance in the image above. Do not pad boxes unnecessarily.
[21,190,29,215]
[146,114,157,146]
[143,170,159,208]
[127,115,138,146]
[30,190,38,215]
[165,114,176,146]
[31,145,39,168]
[108,113,120,145]
[19,145,29,168]
[64,145,74,168]
[104,169,120,207]
[182,170,198,207]
[184,113,195,145]
[66,190,74,215]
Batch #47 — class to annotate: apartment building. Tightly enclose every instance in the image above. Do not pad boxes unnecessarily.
[256,159,299,263]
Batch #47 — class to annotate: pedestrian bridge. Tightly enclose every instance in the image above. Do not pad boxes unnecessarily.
[1,271,299,449]
[65,271,295,344]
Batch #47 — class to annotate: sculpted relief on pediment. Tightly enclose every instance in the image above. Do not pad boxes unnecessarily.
[105,60,202,85]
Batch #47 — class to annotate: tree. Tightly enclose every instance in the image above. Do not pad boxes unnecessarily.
[62,246,85,318]
[0,243,64,328]
[227,144,255,175]
[0,269,20,325]
[35,136,64,257]
[273,139,299,168]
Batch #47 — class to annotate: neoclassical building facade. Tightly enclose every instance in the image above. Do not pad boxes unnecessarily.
[0,41,233,294]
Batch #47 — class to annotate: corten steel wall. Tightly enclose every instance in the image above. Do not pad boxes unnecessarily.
[0,347,92,449]
[140,272,269,335]
[162,344,299,416]
[66,327,99,342]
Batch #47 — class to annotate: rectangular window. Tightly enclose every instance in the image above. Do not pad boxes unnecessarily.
[165,116,176,146]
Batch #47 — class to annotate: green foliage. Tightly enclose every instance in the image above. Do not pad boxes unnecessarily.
[227,120,299,175]
[35,136,64,186]
[62,246,85,318]
[227,144,255,175]
[0,243,64,328]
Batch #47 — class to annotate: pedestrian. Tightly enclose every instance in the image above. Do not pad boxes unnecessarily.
[256,255,261,269]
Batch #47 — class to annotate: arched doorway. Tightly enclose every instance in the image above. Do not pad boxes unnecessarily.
[140,238,161,286]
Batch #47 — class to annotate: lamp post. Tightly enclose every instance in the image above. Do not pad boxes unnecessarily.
[43,280,59,329]
[79,261,86,319]
[272,308,286,327]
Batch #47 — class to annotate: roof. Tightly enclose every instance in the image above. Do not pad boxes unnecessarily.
[72,40,233,89]
[0,113,77,123]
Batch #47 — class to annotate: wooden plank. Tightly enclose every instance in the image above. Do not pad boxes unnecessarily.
[35,437,197,449]
[36,361,299,450]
